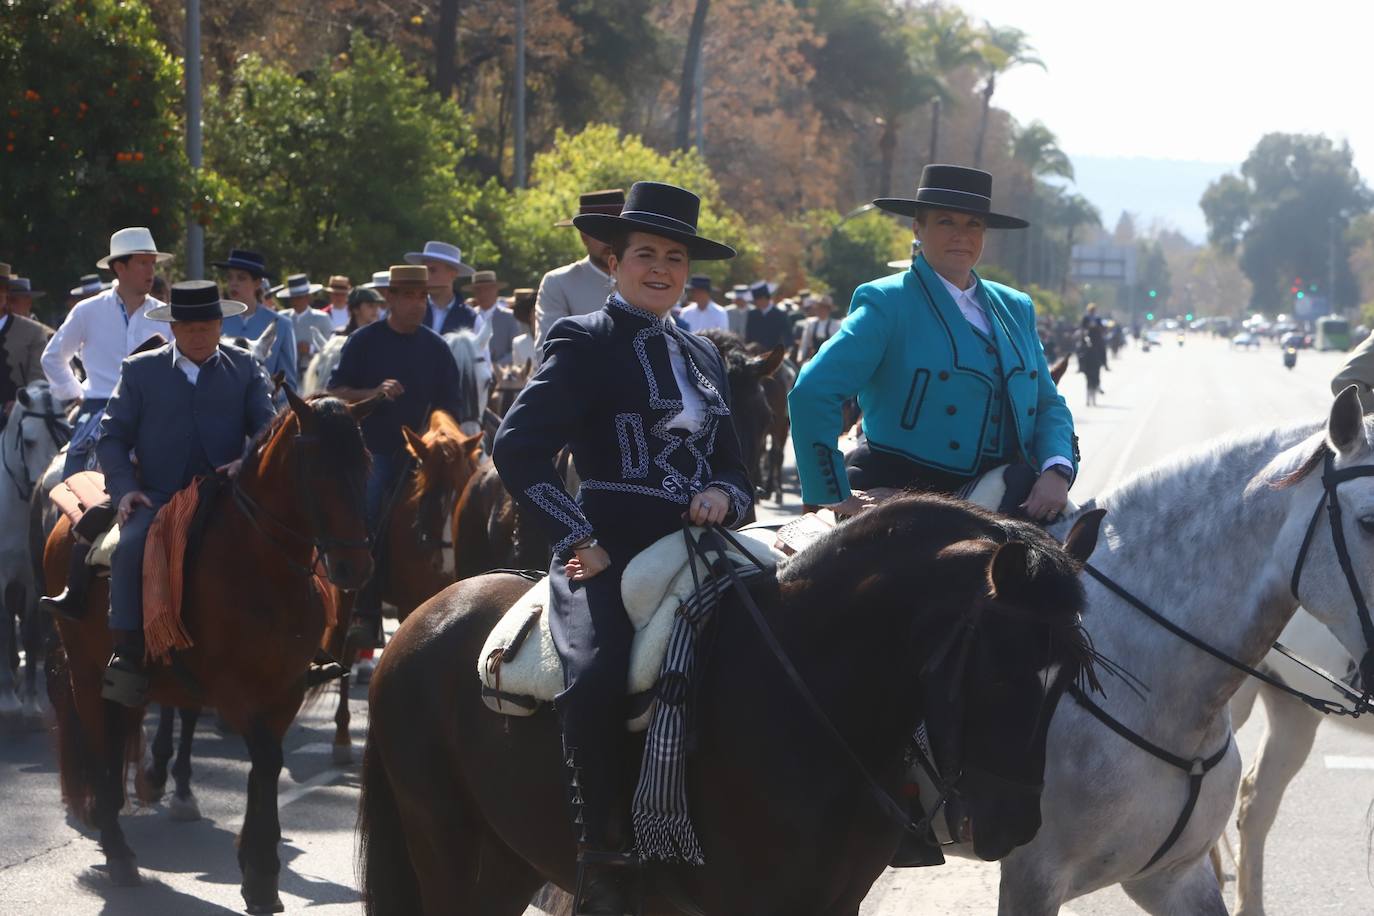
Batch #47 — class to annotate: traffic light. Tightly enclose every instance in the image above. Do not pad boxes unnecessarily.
[1297,291,1306,300]
[1185,312,1194,321]
[1148,289,1158,299]
[1145,312,1155,321]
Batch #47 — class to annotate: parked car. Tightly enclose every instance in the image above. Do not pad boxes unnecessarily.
[1232,332,1261,349]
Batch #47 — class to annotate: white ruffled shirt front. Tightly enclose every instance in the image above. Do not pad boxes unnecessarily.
[664,331,706,433]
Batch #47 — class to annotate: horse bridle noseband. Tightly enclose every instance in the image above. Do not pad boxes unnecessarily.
[231,430,371,577]
[3,406,72,501]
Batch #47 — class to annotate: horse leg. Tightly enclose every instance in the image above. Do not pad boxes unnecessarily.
[239,721,286,914]
[996,855,1069,916]
[332,665,354,765]
[0,591,19,716]
[168,706,202,822]
[17,582,44,719]
[143,704,175,803]
[1120,856,1228,915]
[1234,688,1320,916]
[96,699,140,886]
[1230,673,1261,731]
[469,830,548,916]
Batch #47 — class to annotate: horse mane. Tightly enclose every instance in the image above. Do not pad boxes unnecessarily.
[697,328,749,378]
[409,409,471,497]
[241,395,370,492]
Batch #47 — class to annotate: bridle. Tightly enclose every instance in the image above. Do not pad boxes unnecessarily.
[1291,448,1374,696]
[231,427,371,578]
[2,402,71,502]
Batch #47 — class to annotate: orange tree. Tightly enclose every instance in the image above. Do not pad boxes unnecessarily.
[0,0,187,315]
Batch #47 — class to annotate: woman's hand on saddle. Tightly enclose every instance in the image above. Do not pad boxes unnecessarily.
[827,489,881,519]
[216,459,243,479]
[1022,472,1070,522]
[566,544,611,582]
[117,491,154,527]
[686,487,731,527]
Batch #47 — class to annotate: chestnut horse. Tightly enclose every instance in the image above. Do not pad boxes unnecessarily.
[452,333,782,577]
[360,497,1106,915]
[44,390,373,913]
[326,410,483,764]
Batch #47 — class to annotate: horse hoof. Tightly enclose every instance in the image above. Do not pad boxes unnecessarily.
[142,778,166,805]
[242,867,284,914]
[244,896,284,915]
[331,742,353,766]
[106,855,141,887]
[0,689,21,717]
[168,792,201,822]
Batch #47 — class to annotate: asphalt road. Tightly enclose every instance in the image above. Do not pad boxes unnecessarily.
[2,332,1372,915]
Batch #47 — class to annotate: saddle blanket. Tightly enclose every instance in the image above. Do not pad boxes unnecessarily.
[478,527,783,732]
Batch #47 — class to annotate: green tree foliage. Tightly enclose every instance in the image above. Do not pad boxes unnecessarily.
[0,0,188,301]
[198,36,501,282]
[815,210,909,309]
[1201,133,1372,312]
[495,124,758,288]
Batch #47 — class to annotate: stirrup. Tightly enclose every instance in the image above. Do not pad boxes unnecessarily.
[572,851,642,916]
[101,655,149,708]
[41,589,86,622]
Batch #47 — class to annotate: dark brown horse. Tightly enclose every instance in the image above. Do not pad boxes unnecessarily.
[327,410,483,764]
[359,496,1106,915]
[453,333,781,577]
[44,390,374,913]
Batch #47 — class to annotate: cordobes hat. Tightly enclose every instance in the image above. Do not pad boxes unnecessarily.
[574,182,735,261]
[874,164,1029,229]
[146,280,248,322]
[556,188,627,227]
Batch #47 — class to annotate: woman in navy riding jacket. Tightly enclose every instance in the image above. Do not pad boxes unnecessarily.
[492,181,751,914]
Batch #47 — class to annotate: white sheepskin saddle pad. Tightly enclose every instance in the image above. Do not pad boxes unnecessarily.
[964,463,1079,516]
[89,523,121,569]
[478,527,783,732]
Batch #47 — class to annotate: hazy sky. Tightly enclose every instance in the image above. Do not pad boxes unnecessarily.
[961,0,1370,172]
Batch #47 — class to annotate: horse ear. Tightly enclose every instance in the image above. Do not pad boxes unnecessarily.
[1328,385,1366,455]
[284,385,312,429]
[1049,354,1070,386]
[348,393,385,421]
[987,541,1032,600]
[270,370,286,393]
[401,426,428,461]
[1062,507,1107,564]
[254,320,277,358]
[16,387,31,409]
[459,429,485,455]
[749,345,786,379]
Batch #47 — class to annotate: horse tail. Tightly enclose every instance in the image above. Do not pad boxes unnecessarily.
[47,643,101,825]
[358,723,421,916]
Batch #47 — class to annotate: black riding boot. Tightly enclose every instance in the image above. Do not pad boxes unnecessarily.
[41,541,95,621]
[304,649,347,688]
[565,747,638,916]
[102,628,148,708]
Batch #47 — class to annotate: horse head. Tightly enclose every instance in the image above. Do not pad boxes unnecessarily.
[401,411,484,555]
[6,383,70,501]
[247,387,375,590]
[1279,386,1374,690]
[810,496,1104,862]
[443,329,494,428]
[698,330,778,496]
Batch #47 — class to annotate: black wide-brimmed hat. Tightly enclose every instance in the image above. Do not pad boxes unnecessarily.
[146,280,248,322]
[573,181,736,261]
[874,164,1028,229]
[212,248,273,281]
[556,188,626,228]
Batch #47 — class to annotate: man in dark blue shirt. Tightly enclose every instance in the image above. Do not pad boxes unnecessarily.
[328,264,465,646]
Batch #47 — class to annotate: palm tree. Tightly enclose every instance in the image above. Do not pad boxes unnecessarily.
[915,5,982,163]
[1011,120,1074,283]
[1053,192,1103,294]
[875,68,943,198]
[973,25,1044,169]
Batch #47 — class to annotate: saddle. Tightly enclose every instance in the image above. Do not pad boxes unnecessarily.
[49,471,115,544]
[478,527,783,731]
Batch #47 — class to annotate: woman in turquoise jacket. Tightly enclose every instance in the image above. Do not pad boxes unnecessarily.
[790,165,1078,522]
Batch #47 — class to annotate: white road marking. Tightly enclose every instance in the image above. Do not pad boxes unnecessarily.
[1324,754,1374,770]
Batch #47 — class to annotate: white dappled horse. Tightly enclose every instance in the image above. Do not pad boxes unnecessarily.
[954,389,1374,914]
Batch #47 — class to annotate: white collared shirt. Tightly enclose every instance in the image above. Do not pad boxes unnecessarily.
[41,281,165,402]
[171,341,203,384]
[664,332,707,433]
[935,271,991,335]
[678,300,729,333]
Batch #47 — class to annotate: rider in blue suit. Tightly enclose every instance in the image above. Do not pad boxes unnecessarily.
[790,165,1078,523]
[94,281,277,706]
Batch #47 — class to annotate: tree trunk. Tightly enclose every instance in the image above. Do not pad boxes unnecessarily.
[434,0,460,98]
[877,118,898,199]
[928,97,941,163]
[675,0,711,151]
[973,75,995,169]
[1061,225,1076,296]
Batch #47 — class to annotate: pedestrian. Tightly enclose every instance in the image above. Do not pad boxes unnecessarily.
[215,249,299,390]
[744,280,790,350]
[274,273,333,378]
[326,264,470,651]
[325,275,353,332]
[405,240,477,334]
[41,227,169,479]
[92,280,275,705]
[0,265,53,405]
[492,181,750,915]
[722,284,750,336]
[467,269,519,366]
[678,274,729,333]
[1077,328,1105,406]
[533,188,623,353]
[509,288,537,368]
[797,293,841,364]
[343,285,384,335]
[790,164,1077,530]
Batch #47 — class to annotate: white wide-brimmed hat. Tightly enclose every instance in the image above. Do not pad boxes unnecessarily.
[360,270,390,290]
[96,227,173,270]
[404,241,475,277]
[273,273,324,299]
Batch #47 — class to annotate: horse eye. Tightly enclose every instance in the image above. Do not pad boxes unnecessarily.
[1360,516,1374,535]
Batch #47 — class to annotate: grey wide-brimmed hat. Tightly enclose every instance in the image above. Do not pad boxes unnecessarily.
[404,241,475,277]
[9,277,45,298]
[146,280,248,322]
[70,274,110,297]
[273,273,323,299]
[874,164,1029,230]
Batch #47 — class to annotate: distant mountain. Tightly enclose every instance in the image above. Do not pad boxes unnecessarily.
[1064,156,1237,244]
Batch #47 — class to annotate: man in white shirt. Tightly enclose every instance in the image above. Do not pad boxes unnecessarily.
[42,227,168,478]
[533,188,623,354]
[325,275,352,331]
[722,284,750,336]
[678,275,729,334]
[468,269,519,365]
[275,273,334,376]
